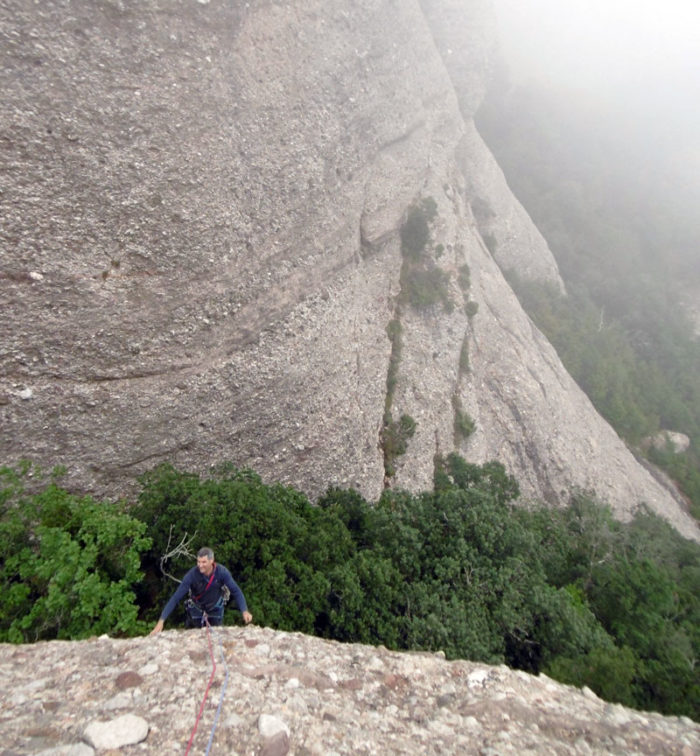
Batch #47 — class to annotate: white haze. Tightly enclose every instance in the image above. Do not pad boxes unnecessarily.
[489,0,700,269]
[491,0,700,96]
[490,0,700,148]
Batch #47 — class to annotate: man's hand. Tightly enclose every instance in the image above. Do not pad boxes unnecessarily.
[242,611,253,625]
[150,619,165,636]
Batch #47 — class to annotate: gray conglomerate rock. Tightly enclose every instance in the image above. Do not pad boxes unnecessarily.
[1,626,698,755]
[648,430,691,455]
[82,713,149,750]
[1,0,697,540]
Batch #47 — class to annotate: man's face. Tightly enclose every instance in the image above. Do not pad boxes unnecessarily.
[197,555,214,575]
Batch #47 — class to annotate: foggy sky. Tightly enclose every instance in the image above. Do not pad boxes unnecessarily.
[489,0,700,189]
[491,0,700,96]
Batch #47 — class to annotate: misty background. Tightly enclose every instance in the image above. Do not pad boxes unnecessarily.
[485,0,700,283]
[477,0,700,515]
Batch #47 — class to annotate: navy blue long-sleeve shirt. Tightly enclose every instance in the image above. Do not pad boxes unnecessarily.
[159,563,248,621]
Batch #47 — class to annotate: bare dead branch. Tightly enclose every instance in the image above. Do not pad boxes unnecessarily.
[158,526,197,584]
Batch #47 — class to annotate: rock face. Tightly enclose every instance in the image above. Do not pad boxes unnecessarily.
[1,0,697,539]
[648,431,691,455]
[1,625,698,755]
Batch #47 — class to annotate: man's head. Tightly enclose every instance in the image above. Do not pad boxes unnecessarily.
[196,547,215,575]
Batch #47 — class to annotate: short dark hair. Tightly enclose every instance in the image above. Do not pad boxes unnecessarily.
[197,547,214,560]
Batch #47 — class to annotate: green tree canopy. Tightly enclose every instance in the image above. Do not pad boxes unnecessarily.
[0,463,150,642]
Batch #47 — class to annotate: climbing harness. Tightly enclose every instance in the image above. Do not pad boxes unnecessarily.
[185,564,230,628]
[184,612,231,756]
[185,596,224,628]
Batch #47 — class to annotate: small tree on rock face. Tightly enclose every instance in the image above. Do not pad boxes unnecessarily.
[398,197,453,313]
[381,413,416,478]
[400,198,437,262]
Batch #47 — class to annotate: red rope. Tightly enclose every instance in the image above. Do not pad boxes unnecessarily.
[184,619,217,755]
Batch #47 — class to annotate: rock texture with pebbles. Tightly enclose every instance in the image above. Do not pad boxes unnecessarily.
[1,625,698,755]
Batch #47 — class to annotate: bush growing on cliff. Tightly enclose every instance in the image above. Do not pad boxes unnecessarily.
[464,300,479,319]
[380,413,416,477]
[0,463,150,642]
[399,197,453,312]
[452,395,476,440]
[384,318,402,409]
[403,267,453,312]
[400,197,437,261]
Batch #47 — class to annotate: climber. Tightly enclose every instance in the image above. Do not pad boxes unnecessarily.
[150,547,252,634]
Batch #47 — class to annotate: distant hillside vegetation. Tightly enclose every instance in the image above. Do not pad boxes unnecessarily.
[476,80,700,519]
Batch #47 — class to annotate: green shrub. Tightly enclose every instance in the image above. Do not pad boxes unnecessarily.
[385,318,403,411]
[398,197,454,313]
[465,300,479,319]
[403,267,453,312]
[381,414,417,477]
[400,199,436,261]
[453,395,476,440]
[546,645,638,707]
[4,454,699,720]
[134,464,354,634]
[517,495,700,718]
[0,464,151,642]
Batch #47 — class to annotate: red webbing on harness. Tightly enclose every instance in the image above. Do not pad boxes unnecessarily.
[192,563,217,602]
[184,618,217,755]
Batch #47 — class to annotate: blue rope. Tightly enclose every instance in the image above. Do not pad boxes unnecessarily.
[204,621,230,755]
